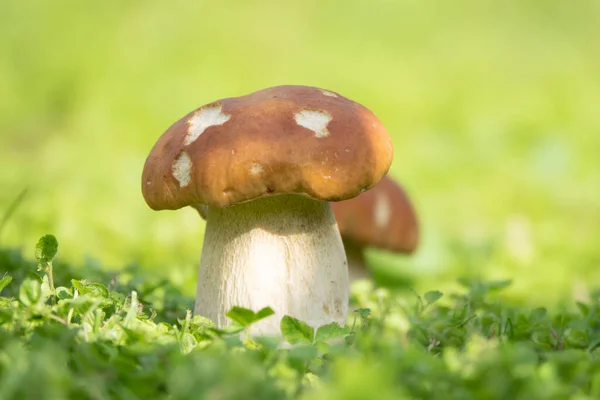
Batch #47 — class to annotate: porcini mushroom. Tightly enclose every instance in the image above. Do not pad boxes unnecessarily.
[331,175,419,281]
[194,175,419,283]
[142,85,393,335]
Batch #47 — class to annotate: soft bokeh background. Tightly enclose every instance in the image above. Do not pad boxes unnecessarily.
[1,0,599,305]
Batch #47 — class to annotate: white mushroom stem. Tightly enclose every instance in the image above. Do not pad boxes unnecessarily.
[342,238,371,282]
[194,194,349,336]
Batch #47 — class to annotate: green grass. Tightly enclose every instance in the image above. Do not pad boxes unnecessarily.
[1,0,600,397]
[2,235,600,399]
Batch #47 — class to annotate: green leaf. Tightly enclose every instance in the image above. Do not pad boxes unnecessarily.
[354,308,371,330]
[110,291,126,305]
[254,306,275,322]
[564,329,589,348]
[587,338,600,352]
[35,234,59,263]
[55,286,73,300]
[226,307,257,326]
[0,298,16,308]
[71,280,109,298]
[19,278,42,306]
[84,283,110,298]
[40,274,52,301]
[62,296,100,316]
[355,308,371,319]
[529,307,547,322]
[280,315,314,345]
[0,275,12,294]
[226,306,274,327]
[315,322,351,342]
[209,325,245,336]
[424,290,443,306]
[531,331,553,350]
[189,315,216,330]
[180,332,197,354]
[27,271,44,283]
[0,308,12,324]
[71,279,86,293]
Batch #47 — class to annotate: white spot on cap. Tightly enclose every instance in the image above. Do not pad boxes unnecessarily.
[320,90,337,97]
[250,163,264,175]
[374,192,391,228]
[184,104,231,146]
[172,152,192,187]
[146,181,152,186]
[295,109,332,138]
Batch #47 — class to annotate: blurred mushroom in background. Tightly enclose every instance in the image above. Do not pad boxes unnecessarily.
[331,175,419,282]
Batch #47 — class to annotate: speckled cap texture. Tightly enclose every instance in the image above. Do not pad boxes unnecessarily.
[142,85,393,210]
[331,175,419,253]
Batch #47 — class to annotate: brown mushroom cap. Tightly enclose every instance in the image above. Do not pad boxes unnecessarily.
[142,85,393,210]
[331,175,419,253]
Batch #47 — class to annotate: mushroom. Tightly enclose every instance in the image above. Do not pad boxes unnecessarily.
[331,175,419,281]
[194,175,419,283]
[142,85,393,335]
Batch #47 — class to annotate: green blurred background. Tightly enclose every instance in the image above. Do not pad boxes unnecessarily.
[1,0,599,305]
